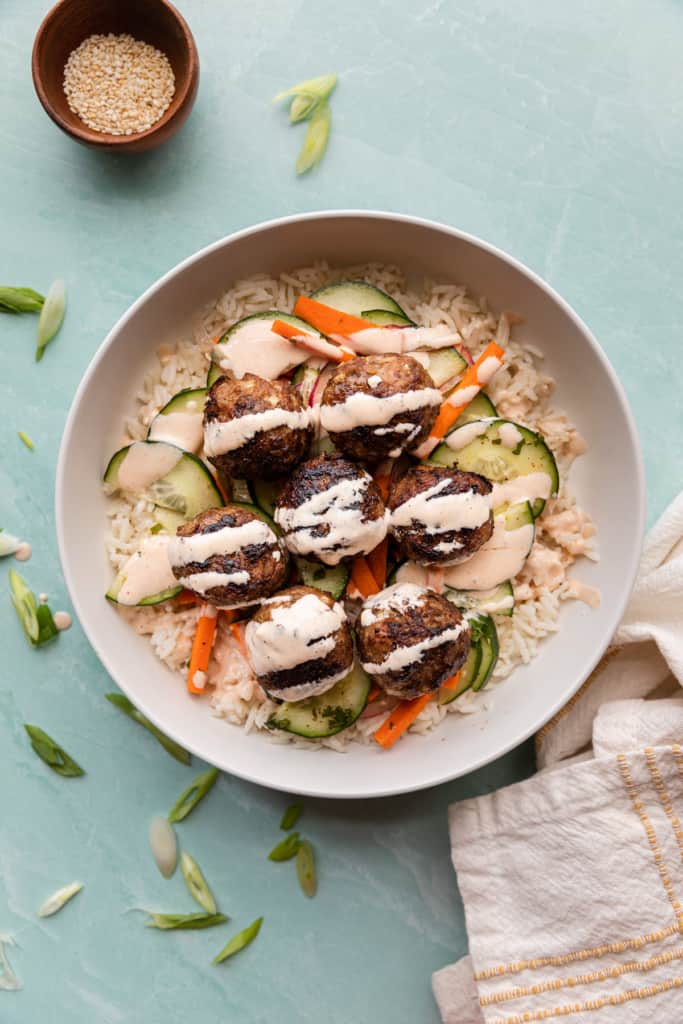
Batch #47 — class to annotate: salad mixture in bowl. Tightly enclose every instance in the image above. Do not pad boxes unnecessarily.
[103,262,597,752]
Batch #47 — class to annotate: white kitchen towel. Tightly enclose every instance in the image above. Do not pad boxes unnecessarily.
[433,492,683,1024]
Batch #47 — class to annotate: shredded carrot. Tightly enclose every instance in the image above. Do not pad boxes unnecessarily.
[187,603,218,694]
[212,334,220,344]
[373,459,393,502]
[293,295,372,338]
[271,318,355,362]
[417,341,505,456]
[346,579,362,601]
[440,670,463,692]
[366,539,388,591]
[374,693,434,749]
[230,620,248,659]
[213,473,230,504]
[351,555,381,598]
[367,685,382,703]
[176,589,199,605]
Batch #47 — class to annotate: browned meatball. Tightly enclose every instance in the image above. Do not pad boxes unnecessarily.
[245,585,353,701]
[274,452,389,566]
[388,465,494,565]
[167,505,287,608]
[203,374,312,481]
[356,583,470,699]
[319,354,442,463]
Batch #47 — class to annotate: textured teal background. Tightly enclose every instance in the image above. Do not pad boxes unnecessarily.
[1,1,682,1021]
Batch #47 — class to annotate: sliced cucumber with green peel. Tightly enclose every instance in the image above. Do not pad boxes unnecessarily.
[441,503,534,591]
[424,347,468,387]
[207,311,320,386]
[266,661,371,738]
[429,418,558,518]
[445,580,514,617]
[452,392,497,426]
[106,573,181,607]
[249,478,282,519]
[150,387,206,418]
[361,308,416,327]
[207,361,222,387]
[310,281,409,320]
[106,539,182,606]
[147,388,206,451]
[468,614,499,691]
[153,507,185,534]
[104,441,222,521]
[296,558,349,600]
[230,479,253,504]
[438,641,482,704]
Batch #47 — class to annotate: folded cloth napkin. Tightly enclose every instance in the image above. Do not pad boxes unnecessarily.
[433,492,683,1024]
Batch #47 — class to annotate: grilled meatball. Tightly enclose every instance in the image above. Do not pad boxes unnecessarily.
[245,585,353,701]
[319,354,442,463]
[203,373,312,481]
[274,452,389,566]
[168,505,287,608]
[356,582,470,699]
[389,465,493,565]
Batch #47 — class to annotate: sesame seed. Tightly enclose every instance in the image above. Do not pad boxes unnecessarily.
[63,33,175,136]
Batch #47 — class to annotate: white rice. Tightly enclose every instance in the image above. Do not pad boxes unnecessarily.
[105,261,597,751]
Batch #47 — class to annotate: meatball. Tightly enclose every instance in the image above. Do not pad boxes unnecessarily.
[245,585,353,701]
[319,354,442,463]
[168,505,287,608]
[356,583,470,699]
[274,452,389,566]
[203,373,312,481]
[388,465,493,565]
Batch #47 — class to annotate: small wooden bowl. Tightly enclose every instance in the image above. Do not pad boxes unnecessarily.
[32,0,199,153]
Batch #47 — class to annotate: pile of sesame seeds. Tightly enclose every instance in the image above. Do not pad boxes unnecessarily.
[63,33,175,136]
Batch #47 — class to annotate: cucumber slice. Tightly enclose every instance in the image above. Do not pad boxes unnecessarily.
[249,478,282,519]
[208,311,320,386]
[429,418,559,518]
[310,281,409,320]
[296,558,349,600]
[106,574,181,607]
[361,308,416,327]
[147,388,206,452]
[229,501,279,533]
[452,392,497,426]
[266,661,371,738]
[311,429,337,456]
[468,614,499,691]
[106,539,182,606]
[438,641,482,704]
[153,507,186,534]
[230,479,253,504]
[424,347,468,387]
[445,580,514,617]
[104,441,222,520]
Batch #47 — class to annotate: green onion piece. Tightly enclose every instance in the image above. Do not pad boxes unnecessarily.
[105,693,191,765]
[36,603,59,646]
[289,94,320,124]
[17,431,34,450]
[24,724,85,777]
[37,881,83,918]
[212,917,263,965]
[280,801,303,831]
[145,911,227,931]
[0,531,21,557]
[296,840,317,897]
[268,832,301,862]
[273,73,337,105]
[9,569,39,644]
[180,852,217,913]
[296,102,331,175]
[36,278,66,362]
[150,523,163,535]
[168,766,219,822]
[0,935,21,992]
[0,286,44,313]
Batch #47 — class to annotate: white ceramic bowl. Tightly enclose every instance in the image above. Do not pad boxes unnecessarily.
[56,212,645,799]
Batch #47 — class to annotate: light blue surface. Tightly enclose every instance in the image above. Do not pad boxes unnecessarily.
[1,1,682,1021]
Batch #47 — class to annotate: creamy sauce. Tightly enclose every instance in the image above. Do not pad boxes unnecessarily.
[39,593,48,603]
[336,325,460,355]
[374,422,416,436]
[148,411,204,453]
[390,479,491,557]
[477,355,503,384]
[442,516,535,591]
[367,375,382,388]
[360,582,426,626]
[168,520,276,567]
[204,407,311,457]
[214,318,309,380]
[272,669,350,703]
[53,611,72,631]
[320,388,442,434]
[246,592,347,676]
[490,472,552,509]
[275,476,389,565]
[115,536,177,606]
[14,542,32,562]
[566,578,601,608]
[117,442,183,492]
[446,383,479,408]
[180,569,250,594]
[498,422,524,449]
[445,419,495,450]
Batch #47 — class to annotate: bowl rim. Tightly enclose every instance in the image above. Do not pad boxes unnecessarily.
[55,210,646,797]
[31,0,199,148]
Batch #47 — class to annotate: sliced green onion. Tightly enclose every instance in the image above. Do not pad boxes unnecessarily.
[289,93,320,124]
[168,766,219,822]
[149,816,177,879]
[0,530,21,557]
[37,881,83,918]
[296,840,317,897]
[104,693,191,765]
[268,832,301,862]
[0,935,21,991]
[9,569,39,643]
[280,801,303,831]
[274,73,337,105]
[36,603,59,646]
[212,917,263,965]
[17,431,34,450]
[150,523,163,535]
[145,912,227,931]
[24,724,85,777]
[296,102,331,175]
[36,278,66,362]
[180,852,217,913]
[0,286,44,313]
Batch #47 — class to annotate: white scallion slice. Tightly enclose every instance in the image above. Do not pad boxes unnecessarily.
[0,530,21,557]
[37,881,83,918]
[180,852,217,914]
[149,816,177,879]
[273,73,337,105]
[296,102,331,175]
[36,278,66,362]
[0,934,21,991]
